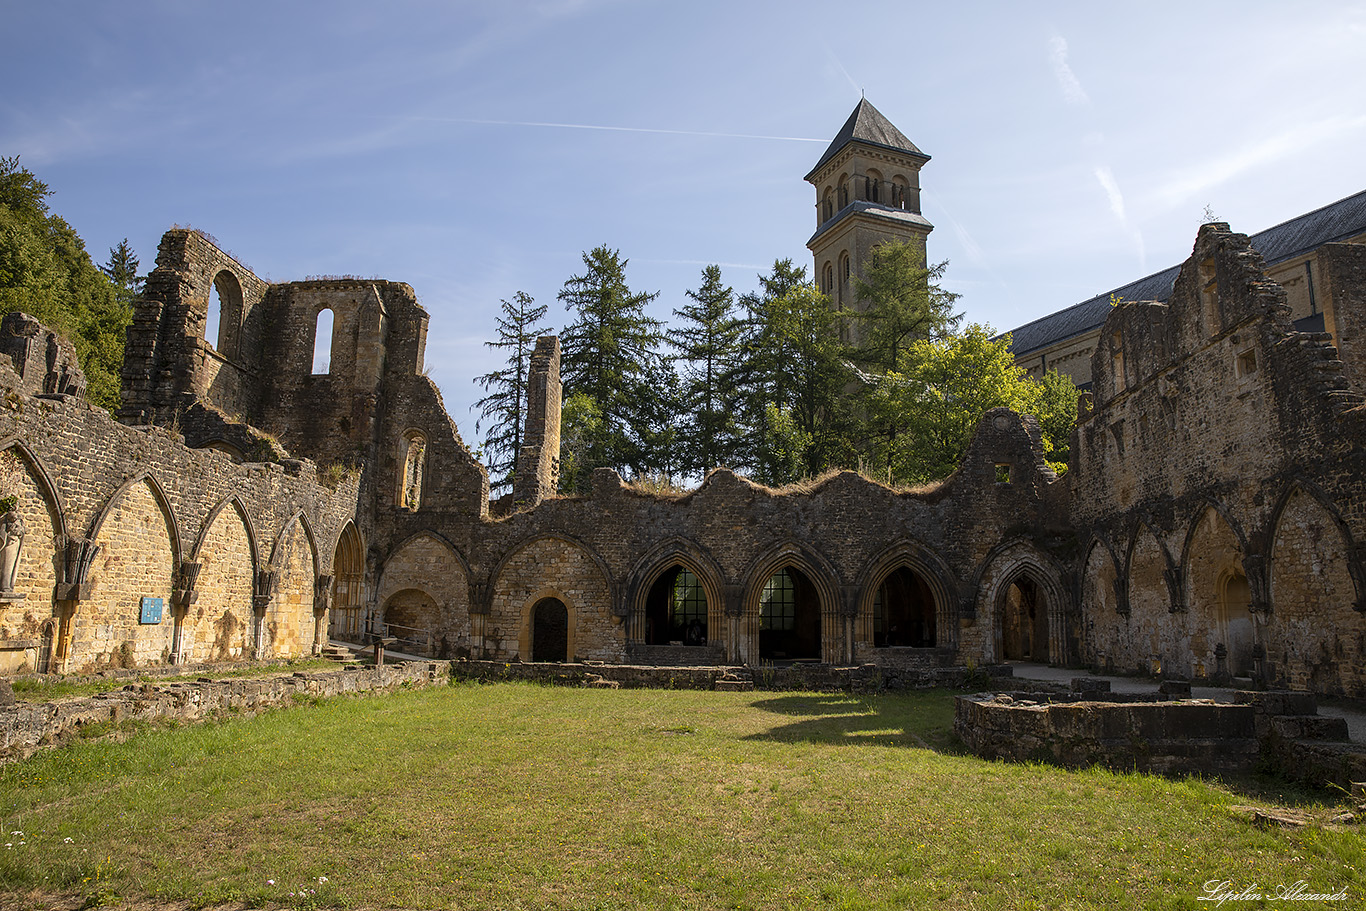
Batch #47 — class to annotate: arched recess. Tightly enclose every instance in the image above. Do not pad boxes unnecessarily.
[330,522,366,642]
[974,540,1069,665]
[1123,523,1177,676]
[740,542,842,665]
[1182,503,1253,678]
[208,270,243,358]
[855,540,960,658]
[381,588,440,655]
[1267,483,1363,695]
[0,442,64,671]
[623,538,726,648]
[489,534,612,663]
[82,475,179,672]
[1080,537,1123,671]
[185,496,256,663]
[265,512,319,659]
[374,531,470,658]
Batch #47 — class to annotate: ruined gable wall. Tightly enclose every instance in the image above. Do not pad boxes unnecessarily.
[1070,224,1366,694]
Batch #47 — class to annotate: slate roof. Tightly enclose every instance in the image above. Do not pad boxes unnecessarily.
[807,199,935,247]
[805,99,928,182]
[1006,188,1366,357]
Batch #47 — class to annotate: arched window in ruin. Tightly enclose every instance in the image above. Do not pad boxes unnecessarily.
[1000,576,1046,661]
[531,597,569,662]
[206,270,242,357]
[873,566,937,648]
[644,566,707,646]
[759,567,820,661]
[330,524,365,642]
[312,308,334,375]
[400,431,427,511]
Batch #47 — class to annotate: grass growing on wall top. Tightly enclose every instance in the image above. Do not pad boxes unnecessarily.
[0,683,1362,910]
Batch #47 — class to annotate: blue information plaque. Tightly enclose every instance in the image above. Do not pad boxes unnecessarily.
[139,596,164,624]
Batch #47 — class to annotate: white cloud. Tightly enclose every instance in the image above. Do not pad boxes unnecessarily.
[1049,36,1090,106]
[1093,166,1126,221]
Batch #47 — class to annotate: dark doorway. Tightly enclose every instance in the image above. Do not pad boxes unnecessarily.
[759,567,820,661]
[532,597,568,662]
[1001,576,1047,661]
[645,566,708,645]
[874,567,936,648]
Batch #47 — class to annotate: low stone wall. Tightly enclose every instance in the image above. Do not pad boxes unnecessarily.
[452,659,1014,692]
[1,660,449,763]
[955,693,1260,774]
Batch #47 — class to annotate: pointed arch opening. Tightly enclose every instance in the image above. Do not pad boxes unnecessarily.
[331,523,365,642]
[400,430,427,511]
[1000,575,1047,661]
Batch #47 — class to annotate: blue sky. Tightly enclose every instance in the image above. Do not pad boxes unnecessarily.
[5,1,1366,446]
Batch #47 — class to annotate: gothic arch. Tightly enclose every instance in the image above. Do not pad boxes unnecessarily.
[975,539,1069,664]
[1179,496,1249,583]
[269,510,320,578]
[622,536,726,644]
[1123,521,1179,615]
[740,540,842,664]
[190,494,260,568]
[89,471,183,566]
[376,529,470,595]
[487,532,616,617]
[1267,479,1365,613]
[854,539,960,652]
[0,439,67,541]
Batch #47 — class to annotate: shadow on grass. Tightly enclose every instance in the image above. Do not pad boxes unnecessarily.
[741,691,965,752]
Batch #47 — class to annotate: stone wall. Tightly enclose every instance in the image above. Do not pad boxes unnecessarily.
[1,660,447,763]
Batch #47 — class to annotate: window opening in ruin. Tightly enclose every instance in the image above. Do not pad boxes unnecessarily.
[330,524,365,642]
[873,566,936,648]
[1199,258,1219,336]
[532,597,569,662]
[644,565,707,645]
[1109,420,1125,456]
[1001,576,1047,661]
[206,283,223,351]
[1236,348,1258,379]
[995,463,1012,484]
[759,567,820,661]
[312,308,334,375]
[400,433,427,510]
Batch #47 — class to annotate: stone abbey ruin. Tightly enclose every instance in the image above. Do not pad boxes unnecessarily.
[1,102,1365,706]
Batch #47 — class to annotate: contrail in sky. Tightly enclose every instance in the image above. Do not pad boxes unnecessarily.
[423,116,823,143]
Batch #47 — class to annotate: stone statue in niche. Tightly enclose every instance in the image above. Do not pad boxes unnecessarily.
[0,509,26,596]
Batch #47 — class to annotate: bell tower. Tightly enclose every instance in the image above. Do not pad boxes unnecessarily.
[805,99,933,319]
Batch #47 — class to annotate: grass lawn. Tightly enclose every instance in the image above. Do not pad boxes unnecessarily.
[0,681,1362,910]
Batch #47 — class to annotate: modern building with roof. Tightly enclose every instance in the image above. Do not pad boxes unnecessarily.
[1005,189,1366,388]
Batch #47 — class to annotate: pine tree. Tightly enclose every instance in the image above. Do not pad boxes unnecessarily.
[557,246,666,484]
[101,238,142,295]
[671,265,744,477]
[474,291,550,495]
[852,241,961,374]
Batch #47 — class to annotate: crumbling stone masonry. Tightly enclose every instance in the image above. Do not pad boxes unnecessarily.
[3,214,1366,704]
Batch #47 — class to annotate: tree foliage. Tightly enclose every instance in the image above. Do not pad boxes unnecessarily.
[0,156,132,411]
[475,291,550,495]
[557,246,667,487]
[867,325,1078,485]
[670,265,744,476]
[852,241,962,374]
